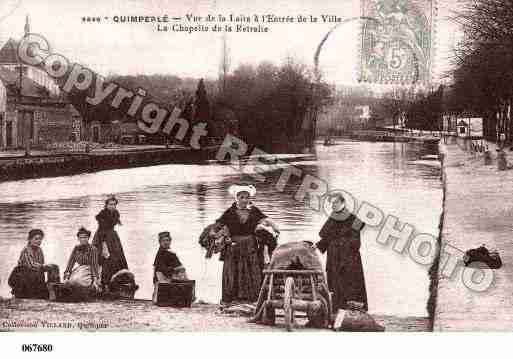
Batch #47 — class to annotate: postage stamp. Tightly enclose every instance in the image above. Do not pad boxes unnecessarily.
[359,0,436,85]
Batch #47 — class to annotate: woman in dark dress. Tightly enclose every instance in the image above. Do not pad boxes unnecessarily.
[314,193,368,312]
[92,195,128,292]
[216,184,279,304]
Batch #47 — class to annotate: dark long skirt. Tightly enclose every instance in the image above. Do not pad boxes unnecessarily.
[326,246,368,312]
[222,235,262,303]
[92,229,128,287]
[8,265,60,299]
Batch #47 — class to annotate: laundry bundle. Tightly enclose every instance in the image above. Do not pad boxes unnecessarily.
[199,223,232,259]
[463,245,502,269]
[333,309,385,332]
[109,269,139,299]
[255,221,279,265]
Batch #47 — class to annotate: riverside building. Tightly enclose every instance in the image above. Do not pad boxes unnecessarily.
[0,15,83,150]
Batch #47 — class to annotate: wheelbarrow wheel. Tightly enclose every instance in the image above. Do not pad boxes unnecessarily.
[284,276,295,331]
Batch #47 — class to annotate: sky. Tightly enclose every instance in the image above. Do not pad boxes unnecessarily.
[0,0,459,85]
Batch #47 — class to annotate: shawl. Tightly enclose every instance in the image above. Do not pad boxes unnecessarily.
[216,202,267,236]
[317,212,365,254]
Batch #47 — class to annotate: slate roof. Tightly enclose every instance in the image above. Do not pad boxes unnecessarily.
[0,66,49,98]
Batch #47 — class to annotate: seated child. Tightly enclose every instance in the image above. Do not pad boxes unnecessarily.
[153,232,195,304]
[152,231,189,303]
[61,227,101,300]
[8,229,60,299]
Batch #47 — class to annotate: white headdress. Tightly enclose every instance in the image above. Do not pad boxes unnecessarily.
[228,184,257,199]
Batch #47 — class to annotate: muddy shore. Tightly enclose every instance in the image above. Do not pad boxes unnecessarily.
[0,298,429,332]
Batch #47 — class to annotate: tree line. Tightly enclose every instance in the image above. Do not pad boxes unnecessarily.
[318,84,445,133]
[104,58,331,152]
[213,58,331,152]
[445,0,513,141]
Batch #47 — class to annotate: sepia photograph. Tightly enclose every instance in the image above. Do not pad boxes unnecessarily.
[0,0,512,356]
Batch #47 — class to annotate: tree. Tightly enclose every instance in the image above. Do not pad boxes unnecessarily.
[211,57,332,152]
[194,78,210,124]
[404,85,444,131]
[219,33,231,96]
[374,87,415,129]
[448,0,513,141]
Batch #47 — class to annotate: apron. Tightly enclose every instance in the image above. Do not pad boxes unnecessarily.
[66,265,93,288]
[222,234,262,303]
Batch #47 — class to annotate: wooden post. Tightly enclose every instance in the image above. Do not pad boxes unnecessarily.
[484,149,492,165]
[498,149,507,171]
[267,273,274,301]
[24,139,30,157]
[508,98,513,143]
[310,275,317,302]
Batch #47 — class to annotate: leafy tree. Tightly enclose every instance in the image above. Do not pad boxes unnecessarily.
[211,57,331,152]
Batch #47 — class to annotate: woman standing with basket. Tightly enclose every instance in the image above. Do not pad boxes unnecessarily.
[215,184,279,304]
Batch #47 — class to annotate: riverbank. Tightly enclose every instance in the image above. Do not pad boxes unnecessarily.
[433,137,513,331]
[0,144,318,182]
[350,130,440,144]
[0,145,220,182]
[0,298,429,332]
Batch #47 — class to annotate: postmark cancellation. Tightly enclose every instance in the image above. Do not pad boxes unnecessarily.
[359,0,436,85]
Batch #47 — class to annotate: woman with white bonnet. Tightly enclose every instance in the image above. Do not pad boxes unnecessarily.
[216,184,279,304]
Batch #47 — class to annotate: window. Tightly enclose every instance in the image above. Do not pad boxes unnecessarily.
[92,125,100,142]
[0,113,3,148]
[20,111,35,140]
[6,120,13,147]
[14,66,28,76]
[29,112,34,140]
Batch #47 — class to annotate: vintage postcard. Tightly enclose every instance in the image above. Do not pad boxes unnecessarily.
[0,0,512,355]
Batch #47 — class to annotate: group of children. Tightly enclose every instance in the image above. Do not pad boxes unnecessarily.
[8,195,186,302]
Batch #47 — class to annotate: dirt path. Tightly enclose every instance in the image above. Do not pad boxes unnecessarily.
[0,298,429,332]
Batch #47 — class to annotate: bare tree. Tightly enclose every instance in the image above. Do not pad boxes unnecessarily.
[449,0,513,142]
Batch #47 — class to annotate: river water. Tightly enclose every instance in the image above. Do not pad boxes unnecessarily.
[0,140,442,317]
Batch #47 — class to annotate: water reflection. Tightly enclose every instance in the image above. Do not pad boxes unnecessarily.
[0,140,442,317]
